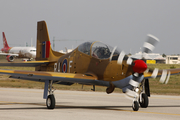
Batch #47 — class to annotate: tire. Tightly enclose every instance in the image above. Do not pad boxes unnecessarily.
[132,101,139,111]
[46,94,55,109]
[139,93,148,108]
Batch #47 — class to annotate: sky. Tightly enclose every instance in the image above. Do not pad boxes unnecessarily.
[0,0,180,55]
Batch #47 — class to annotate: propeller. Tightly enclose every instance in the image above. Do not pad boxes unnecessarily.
[113,34,172,87]
[117,34,170,83]
[115,34,171,102]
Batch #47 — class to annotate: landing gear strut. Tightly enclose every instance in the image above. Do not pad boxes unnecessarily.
[131,87,140,111]
[46,80,56,109]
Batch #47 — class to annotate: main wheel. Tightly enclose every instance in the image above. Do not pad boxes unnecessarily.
[46,94,55,109]
[139,93,148,108]
[132,101,139,111]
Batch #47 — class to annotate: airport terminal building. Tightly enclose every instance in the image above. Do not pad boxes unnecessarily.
[166,55,180,64]
[130,52,166,64]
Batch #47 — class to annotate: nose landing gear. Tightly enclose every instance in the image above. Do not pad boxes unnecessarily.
[126,78,149,111]
[132,101,139,111]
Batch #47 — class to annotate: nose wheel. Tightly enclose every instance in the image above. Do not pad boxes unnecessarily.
[132,101,139,111]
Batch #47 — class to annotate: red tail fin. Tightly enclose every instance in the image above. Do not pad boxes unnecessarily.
[2,32,10,48]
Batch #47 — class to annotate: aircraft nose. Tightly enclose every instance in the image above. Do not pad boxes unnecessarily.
[132,60,147,73]
[32,53,36,58]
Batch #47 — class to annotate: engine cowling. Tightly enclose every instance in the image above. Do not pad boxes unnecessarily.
[6,55,14,62]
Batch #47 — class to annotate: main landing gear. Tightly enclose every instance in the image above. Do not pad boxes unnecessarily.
[139,79,149,108]
[139,93,148,108]
[46,94,55,109]
[46,80,56,109]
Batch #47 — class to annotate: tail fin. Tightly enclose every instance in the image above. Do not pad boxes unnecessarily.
[2,32,10,48]
[36,21,64,61]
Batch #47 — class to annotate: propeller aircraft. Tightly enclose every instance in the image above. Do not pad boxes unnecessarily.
[0,21,180,111]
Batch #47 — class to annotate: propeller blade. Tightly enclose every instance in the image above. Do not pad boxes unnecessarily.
[151,68,159,78]
[117,51,126,64]
[125,73,143,100]
[125,89,139,100]
[143,34,159,54]
[159,70,171,84]
[109,46,117,62]
[159,70,168,83]
[117,50,133,65]
[165,71,171,84]
[129,78,140,87]
[150,68,171,84]
[127,57,133,65]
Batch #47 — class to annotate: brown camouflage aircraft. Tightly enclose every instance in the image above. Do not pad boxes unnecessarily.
[0,21,180,111]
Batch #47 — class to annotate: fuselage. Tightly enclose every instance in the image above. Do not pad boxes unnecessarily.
[1,47,36,59]
[53,41,133,81]
[37,41,145,83]
[58,51,132,81]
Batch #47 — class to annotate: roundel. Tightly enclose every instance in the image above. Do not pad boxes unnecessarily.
[62,59,68,73]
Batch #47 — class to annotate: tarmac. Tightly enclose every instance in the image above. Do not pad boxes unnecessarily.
[0,88,180,120]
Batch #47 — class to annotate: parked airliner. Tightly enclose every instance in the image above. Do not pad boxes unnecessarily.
[0,32,36,62]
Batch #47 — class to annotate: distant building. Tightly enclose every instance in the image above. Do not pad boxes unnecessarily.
[166,55,180,64]
[59,49,73,54]
[130,52,166,64]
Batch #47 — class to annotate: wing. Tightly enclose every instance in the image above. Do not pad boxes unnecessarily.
[0,61,49,67]
[0,53,19,56]
[0,69,109,86]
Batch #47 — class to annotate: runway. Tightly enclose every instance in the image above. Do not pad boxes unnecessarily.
[0,88,180,120]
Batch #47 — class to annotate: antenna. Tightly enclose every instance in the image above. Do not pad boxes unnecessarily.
[53,37,55,50]
[26,42,28,47]
[31,38,33,47]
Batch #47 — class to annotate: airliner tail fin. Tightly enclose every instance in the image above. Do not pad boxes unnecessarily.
[2,32,10,48]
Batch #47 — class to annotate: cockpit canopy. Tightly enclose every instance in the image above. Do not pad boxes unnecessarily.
[78,42,92,55]
[78,41,121,60]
